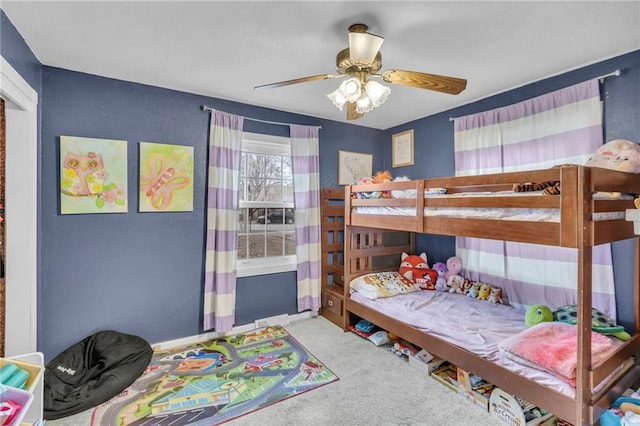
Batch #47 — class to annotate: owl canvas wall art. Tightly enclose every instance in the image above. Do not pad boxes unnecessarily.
[60,136,128,214]
[139,142,194,212]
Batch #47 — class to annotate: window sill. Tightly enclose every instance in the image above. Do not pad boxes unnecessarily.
[236,257,297,278]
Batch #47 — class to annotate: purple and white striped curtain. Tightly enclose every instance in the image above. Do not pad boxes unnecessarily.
[203,110,243,332]
[454,79,616,317]
[290,125,321,312]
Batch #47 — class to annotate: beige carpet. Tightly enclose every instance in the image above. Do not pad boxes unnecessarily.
[47,316,500,425]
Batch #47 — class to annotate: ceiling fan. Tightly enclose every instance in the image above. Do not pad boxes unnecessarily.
[254,23,467,120]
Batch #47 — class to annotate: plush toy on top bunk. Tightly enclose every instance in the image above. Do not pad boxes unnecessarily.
[513,139,640,195]
[352,170,393,199]
[524,304,631,341]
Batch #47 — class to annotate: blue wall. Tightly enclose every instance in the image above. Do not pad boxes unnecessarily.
[382,50,640,330]
[38,67,383,360]
[0,11,41,94]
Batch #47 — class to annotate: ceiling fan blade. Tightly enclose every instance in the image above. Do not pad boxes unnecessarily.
[381,70,467,95]
[348,24,384,65]
[254,74,339,90]
[346,102,364,120]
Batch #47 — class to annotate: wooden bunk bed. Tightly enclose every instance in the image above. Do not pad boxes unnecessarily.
[342,165,640,426]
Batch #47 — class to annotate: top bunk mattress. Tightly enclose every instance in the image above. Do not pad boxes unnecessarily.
[353,191,630,222]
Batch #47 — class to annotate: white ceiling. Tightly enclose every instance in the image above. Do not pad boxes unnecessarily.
[2,1,639,130]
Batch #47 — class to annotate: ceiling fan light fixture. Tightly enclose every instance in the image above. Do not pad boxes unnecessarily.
[356,91,374,114]
[341,77,362,102]
[364,80,390,108]
[328,77,362,110]
[327,88,347,110]
[348,31,384,65]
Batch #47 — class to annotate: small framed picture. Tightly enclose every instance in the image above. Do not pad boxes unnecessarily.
[392,129,414,167]
[338,150,373,185]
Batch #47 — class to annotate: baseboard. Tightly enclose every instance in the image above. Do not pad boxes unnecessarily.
[151,310,318,351]
[254,313,289,328]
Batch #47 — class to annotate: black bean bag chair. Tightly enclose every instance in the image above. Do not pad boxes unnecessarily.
[43,330,153,420]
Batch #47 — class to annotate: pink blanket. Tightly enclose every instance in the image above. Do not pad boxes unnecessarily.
[499,322,616,386]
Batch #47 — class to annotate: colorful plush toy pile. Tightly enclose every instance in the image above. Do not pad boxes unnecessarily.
[397,252,505,304]
[513,139,640,196]
[353,170,393,199]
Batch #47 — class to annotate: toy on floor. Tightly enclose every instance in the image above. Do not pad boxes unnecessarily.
[524,304,631,340]
[355,319,376,334]
[390,340,418,360]
[621,411,640,425]
[620,399,640,426]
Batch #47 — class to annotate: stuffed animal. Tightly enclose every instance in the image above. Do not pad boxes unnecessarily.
[525,304,554,327]
[514,140,640,196]
[447,274,464,294]
[353,171,393,199]
[477,283,492,301]
[373,171,393,198]
[586,139,640,174]
[460,279,473,295]
[373,170,393,183]
[398,252,430,283]
[467,282,480,298]
[487,286,503,304]
[444,256,462,281]
[433,262,448,292]
[524,304,631,340]
[417,269,438,290]
[512,164,570,195]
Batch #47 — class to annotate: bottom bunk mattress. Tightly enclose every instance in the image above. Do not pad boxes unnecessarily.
[349,287,618,398]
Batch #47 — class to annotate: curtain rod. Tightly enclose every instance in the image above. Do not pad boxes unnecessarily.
[598,69,621,82]
[201,105,321,129]
[447,69,622,122]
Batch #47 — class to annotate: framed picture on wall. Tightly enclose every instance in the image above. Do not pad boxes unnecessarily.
[60,135,128,214]
[392,129,414,167]
[139,142,194,212]
[338,150,372,185]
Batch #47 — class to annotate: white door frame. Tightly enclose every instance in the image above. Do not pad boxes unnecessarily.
[0,55,38,355]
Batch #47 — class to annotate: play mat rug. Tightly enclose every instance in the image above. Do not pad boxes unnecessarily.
[90,325,339,425]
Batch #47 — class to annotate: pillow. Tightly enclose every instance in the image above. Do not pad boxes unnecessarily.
[350,271,418,300]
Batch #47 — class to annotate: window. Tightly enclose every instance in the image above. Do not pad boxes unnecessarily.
[237,133,296,277]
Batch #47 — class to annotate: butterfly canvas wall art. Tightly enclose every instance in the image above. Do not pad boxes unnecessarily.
[139,142,194,212]
[60,136,128,214]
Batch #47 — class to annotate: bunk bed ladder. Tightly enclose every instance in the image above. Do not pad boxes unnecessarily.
[320,188,346,329]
